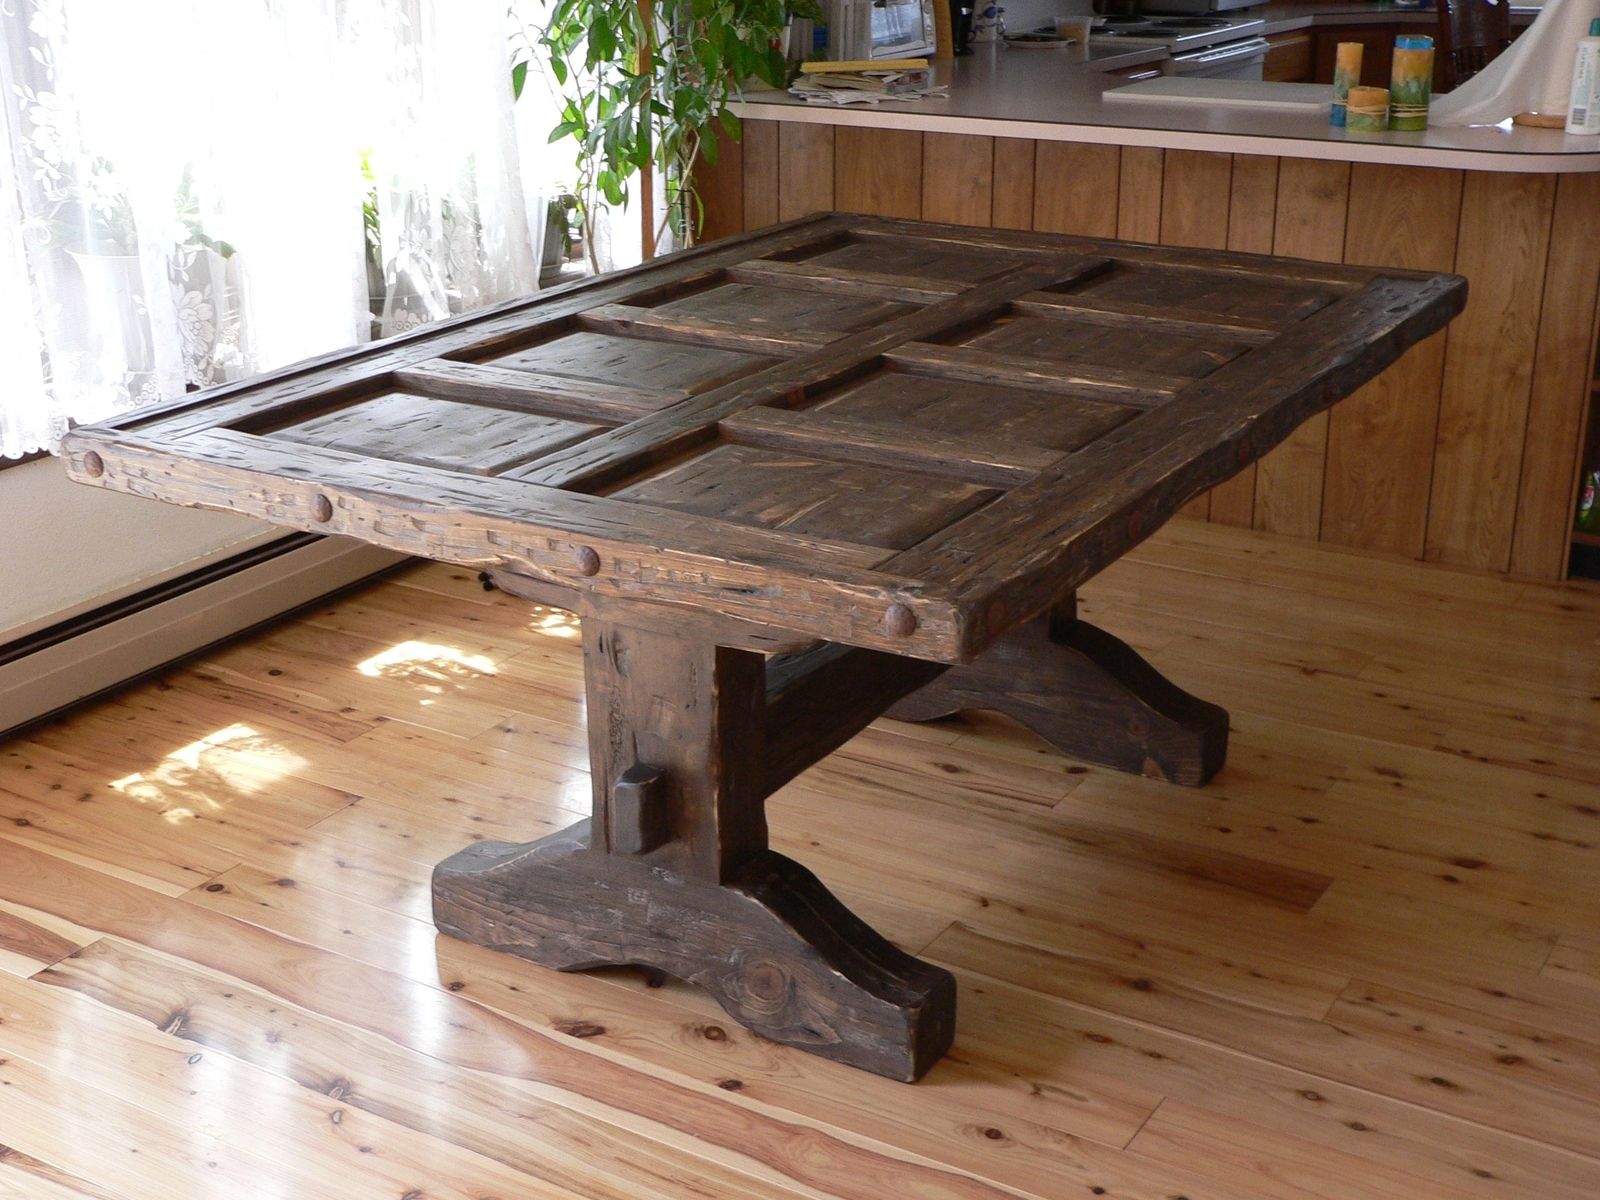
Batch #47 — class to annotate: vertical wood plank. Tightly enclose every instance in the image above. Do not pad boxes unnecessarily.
[835,128,924,219]
[1321,164,1462,559]
[1510,171,1600,580]
[777,123,835,222]
[1253,158,1350,539]
[1209,154,1279,529]
[992,139,1036,231]
[921,134,994,226]
[1426,171,1557,571]
[1033,143,1119,237]
[1158,150,1232,250]
[742,119,779,232]
[696,118,746,244]
[1116,147,1164,243]
[1159,150,1232,519]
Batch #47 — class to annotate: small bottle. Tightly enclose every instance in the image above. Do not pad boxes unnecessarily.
[1578,471,1600,533]
[1388,35,1433,131]
[1330,42,1363,127]
[1566,18,1600,135]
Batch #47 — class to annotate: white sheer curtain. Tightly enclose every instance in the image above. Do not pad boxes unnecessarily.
[0,0,547,459]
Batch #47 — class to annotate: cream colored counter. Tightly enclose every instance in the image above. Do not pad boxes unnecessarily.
[733,40,1600,173]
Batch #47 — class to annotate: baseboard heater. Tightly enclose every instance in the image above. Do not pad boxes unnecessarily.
[0,533,406,739]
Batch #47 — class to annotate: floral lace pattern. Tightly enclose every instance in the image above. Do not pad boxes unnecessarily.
[0,0,545,458]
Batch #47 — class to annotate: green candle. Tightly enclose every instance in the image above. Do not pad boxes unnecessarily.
[1389,35,1434,131]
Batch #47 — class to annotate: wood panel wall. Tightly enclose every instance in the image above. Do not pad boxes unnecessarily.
[700,124,1600,580]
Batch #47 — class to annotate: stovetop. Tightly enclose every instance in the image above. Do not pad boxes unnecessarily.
[1088,13,1265,50]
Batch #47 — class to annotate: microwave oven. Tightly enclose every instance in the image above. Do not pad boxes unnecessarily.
[821,0,937,60]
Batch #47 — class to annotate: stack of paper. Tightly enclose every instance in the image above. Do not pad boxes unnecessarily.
[788,58,948,105]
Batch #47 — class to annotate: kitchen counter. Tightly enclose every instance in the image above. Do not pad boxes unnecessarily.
[734,42,1600,172]
[706,25,1600,587]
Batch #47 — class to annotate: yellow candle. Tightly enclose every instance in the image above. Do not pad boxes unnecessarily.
[1331,41,1364,127]
[1346,85,1389,133]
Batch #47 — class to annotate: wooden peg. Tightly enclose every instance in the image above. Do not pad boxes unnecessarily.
[612,764,669,855]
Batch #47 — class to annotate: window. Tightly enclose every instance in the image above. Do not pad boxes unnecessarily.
[1,0,575,459]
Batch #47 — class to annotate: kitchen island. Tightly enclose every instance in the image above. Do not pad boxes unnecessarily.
[706,44,1600,581]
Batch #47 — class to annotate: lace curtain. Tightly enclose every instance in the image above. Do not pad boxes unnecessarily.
[0,0,547,458]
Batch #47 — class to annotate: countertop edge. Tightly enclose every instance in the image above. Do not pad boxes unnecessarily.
[733,98,1600,172]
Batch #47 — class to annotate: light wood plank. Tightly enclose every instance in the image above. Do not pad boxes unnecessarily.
[1253,158,1351,539]
[1321,164,1461,557]
[1510,171,1600,578]
[697,116,745,244]
[1159,149,1232,252]
[777,123,835,221]
[990,138,1035,231]
[741,118,779,231]
[1159,150,1234,520]
[1032,143,1119,237]
[834,128,923,220]
[1427,171,1558,571]
[1115,145,1163,242]
[1209,153,1281,527]
[920,133,993,226]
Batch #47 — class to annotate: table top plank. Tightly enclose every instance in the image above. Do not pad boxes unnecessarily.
[61,214,1467,664]
[62,427,980,654]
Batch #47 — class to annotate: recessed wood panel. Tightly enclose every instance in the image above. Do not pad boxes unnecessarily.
[652,281,915,338]
[806,372,1134,452]
[1322,163,1461,558]
[961,312,1251,382]
[807,234,1027,283]
[271,392,604,475]
[610,442,998,550]
[490,331,778,396]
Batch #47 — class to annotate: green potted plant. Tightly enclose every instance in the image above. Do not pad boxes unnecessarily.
[514,0,811,264]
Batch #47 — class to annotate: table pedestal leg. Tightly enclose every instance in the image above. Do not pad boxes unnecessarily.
[889,599,1229,786]
[432,614,955,1081]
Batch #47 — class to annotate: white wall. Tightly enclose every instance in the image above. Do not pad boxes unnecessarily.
[0,457,276,642]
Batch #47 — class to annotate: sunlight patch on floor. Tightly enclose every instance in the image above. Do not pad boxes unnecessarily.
[522,604,580,641]
[355,641,499,700]
[108,723,306,819]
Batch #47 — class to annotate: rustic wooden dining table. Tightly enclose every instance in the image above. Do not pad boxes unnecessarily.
[61,213,1466,1080]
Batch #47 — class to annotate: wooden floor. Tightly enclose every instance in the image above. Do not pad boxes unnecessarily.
[2,520,1598,1200]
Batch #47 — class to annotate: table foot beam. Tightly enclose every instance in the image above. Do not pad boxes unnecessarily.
[889,599,1228,786]
[434,823,955,1080]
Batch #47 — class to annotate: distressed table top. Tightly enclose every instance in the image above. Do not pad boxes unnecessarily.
[61,214,1466,663]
